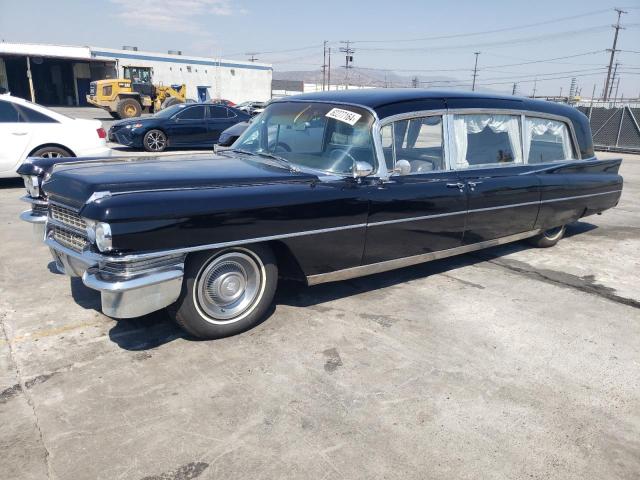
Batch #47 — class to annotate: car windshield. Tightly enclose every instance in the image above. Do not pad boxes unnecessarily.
[234,101,377,175]
[153,104,187,118]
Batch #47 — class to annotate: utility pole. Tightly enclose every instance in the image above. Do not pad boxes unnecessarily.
[246,53,258,62]
[608,61,619,99]
[340,41,354,89]
[412,76,419,88]
[327,47,331,91]
[613,76,621,103]
[603,8,626,101]
[321,41,328,91]
[512,82,518,96]
[532,78,537,98]
[471,51,480,91]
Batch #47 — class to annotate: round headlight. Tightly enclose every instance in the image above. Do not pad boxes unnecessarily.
[95,222,112,252]
[22,175,40,198]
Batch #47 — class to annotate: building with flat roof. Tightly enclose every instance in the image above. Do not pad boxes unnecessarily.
[0,42,272,106]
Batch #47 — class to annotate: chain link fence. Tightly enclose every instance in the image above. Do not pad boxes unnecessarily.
[576,103,640,153]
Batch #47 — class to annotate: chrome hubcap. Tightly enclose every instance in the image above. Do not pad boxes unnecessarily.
[146,131,166,151]
[195,251,263,323]
[41,151,62,158]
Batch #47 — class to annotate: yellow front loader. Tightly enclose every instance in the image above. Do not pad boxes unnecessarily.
[87,78,187,119]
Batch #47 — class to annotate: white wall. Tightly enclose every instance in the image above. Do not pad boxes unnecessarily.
[91,48,272,103]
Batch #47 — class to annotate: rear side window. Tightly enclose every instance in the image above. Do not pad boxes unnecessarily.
[15,105,57,123]
[175,105,205,120]
[451,114,522,169]
[208,106,228,119]
[525,117,575,163]
[0,100,20,122]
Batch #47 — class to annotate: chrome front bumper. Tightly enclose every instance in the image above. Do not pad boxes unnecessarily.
[47,237,185,319]
[20,196,47,241]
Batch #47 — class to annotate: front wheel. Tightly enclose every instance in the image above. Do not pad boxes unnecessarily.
[528,225,566,248]
[143,129,167,152]
[169,245,278,339]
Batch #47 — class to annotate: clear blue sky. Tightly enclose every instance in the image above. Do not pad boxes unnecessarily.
[1,0,638,96]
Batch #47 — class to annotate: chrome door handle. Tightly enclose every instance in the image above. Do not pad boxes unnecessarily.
[467,181,483,190]
[446,182,465,190]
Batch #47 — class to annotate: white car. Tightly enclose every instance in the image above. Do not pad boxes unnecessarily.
[0,94,111,178]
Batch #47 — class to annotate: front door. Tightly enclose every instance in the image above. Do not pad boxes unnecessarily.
[449,112,539,243]
[363,114,467,264]
[165,104,208,146]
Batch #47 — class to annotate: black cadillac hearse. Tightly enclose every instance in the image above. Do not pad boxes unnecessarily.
[19,90,623,339]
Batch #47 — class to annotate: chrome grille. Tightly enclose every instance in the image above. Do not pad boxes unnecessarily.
[49,204,86,231]
[52,226,88,252]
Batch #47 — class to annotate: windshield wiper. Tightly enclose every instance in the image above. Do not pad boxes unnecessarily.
[231,149,300,173]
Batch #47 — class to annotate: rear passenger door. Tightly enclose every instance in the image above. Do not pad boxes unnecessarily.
[0,99,33,174]
[450,112,540,244]
[207,106,238,145]
[363,114,467,264]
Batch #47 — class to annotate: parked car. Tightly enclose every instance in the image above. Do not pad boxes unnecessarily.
[19,90,623,339]
[108,103,250,152]
[217,120,250,147]
[236,101,267,116]
[0,94,109,178]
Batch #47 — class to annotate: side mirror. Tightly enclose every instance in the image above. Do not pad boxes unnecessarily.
[353,161,373,178]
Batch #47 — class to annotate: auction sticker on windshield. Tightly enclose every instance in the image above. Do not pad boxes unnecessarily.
[325,108,362,126]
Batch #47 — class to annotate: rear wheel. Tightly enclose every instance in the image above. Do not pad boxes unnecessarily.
[31,146,73,158]
[143,129,167,152]
[528,225,566,248]
[169,245,278,339]
[116,98,141,118]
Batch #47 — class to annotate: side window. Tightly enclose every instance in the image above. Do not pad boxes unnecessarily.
[208,106,227,119]
[525,117,575,164]
[451,114,522,169]
[0,100,20,122]
[15,105,57,123]
[380,115,445,174]
[226,108,237,118]
[175,105,205,120]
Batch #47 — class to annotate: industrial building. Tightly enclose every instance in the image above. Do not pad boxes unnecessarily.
[0,42,272,106]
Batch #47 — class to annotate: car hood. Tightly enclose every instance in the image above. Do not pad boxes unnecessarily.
[42,152,319,208]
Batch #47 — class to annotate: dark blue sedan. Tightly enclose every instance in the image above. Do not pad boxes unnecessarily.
[108,103,250,152]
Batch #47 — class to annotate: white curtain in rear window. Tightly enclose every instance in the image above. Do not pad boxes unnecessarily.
[525,118,573,162]
[451,114,522,168]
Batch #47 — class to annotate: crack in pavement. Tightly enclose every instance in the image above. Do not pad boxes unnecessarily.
[0,312,55,479]
[475,253,640,310]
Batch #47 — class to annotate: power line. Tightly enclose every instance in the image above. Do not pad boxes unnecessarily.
[354,25,612,53]
[350,8,614,43]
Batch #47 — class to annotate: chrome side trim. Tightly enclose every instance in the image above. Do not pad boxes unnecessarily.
[366,190,622,227]
[306,229,542,286]
[42,189,621,264]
